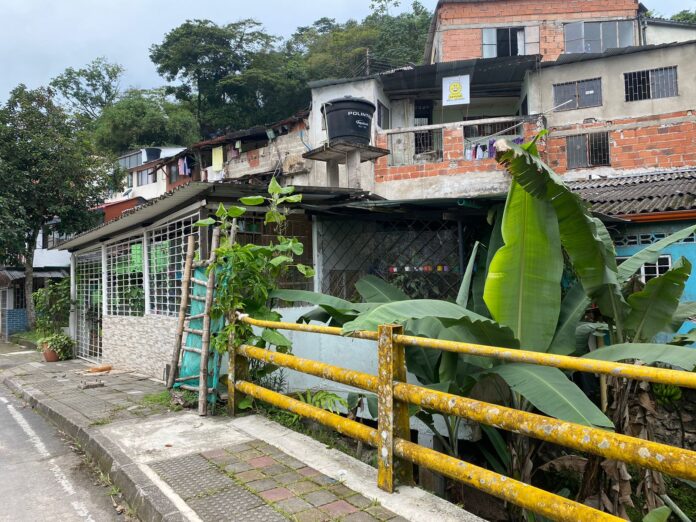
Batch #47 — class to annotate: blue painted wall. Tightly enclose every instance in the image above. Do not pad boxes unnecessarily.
[5,308,28,337]
[614,220,696,337]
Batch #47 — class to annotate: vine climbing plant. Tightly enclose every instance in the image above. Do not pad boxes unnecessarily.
[195,178,314,399]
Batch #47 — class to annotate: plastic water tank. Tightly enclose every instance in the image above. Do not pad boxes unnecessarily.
[321,97,376,146]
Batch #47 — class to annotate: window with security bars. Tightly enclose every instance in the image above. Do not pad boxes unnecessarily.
[106,236,145,316]
[624,66,678,102]
[75,250,102,361]
[553,78,602,111]
[317,218,462,301]
[148,214,198,316]
[566,133,610,169]
[616,255,672,283]
[13,284,25,309]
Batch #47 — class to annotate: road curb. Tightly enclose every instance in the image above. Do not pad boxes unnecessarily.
[3,375,186,522]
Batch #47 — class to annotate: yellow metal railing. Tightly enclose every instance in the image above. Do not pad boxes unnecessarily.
[227,315,696,522]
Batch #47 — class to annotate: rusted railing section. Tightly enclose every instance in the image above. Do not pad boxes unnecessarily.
[234,315,696,521]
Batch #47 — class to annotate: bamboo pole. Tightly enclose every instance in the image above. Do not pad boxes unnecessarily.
[198,227,220,416]
[167,234,195,389]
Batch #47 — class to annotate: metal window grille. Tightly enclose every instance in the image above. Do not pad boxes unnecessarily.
[388,129,443,166]
[75,250,102,362]
[13,284,25,309]
[553,78,602,111]
[616,255,672,283]
[624,66,678,102]
[317,218,462,301]
[148,214,198,316]
[566,133,610,169]
[106,236,145,316]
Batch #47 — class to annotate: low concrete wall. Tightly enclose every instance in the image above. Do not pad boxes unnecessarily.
[5,308,28,338]
[102,314,177,381]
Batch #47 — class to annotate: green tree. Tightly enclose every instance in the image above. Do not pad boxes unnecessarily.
[149,19,274,134]
[671,10,696,23]
[0,85,113,326]
[93,88,199,154]
[50,57,124,122]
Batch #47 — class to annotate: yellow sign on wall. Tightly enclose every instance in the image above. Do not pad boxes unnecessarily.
[442,75,470,106]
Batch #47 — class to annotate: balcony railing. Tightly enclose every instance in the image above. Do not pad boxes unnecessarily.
[381,116,536,167]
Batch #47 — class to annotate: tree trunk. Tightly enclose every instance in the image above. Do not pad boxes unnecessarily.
[23,230,38,330]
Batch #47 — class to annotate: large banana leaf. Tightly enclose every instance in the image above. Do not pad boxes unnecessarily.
[472,205,503,317]
[271,288,371,312]
[625,257,692,342]
[483,180,563,351]
[617,224,696,283]
[665,301,696,333]
[456,241,480,308]
[582,343,696,370]
[342,299,472,332]
[355,275,409,303]
[549,282,591,355]
[488,364,614,428]
[495,139,626,321]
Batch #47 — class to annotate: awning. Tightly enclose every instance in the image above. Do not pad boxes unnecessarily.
[0,269,68,286]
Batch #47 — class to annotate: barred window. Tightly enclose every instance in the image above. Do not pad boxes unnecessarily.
[106,236,145,316]
[13,284,25,309]
[566,133,610,169]
[624,66,678,102]
[616,255,671,283]
[553,78,602,111]
[148,214,198,316]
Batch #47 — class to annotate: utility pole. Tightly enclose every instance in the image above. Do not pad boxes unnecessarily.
[366,48,371,75]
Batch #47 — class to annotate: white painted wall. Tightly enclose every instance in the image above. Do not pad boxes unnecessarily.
[34,230,70,267]
[645,23,696,45]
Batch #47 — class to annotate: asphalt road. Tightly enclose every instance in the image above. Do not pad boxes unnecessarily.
[0,344,123,522]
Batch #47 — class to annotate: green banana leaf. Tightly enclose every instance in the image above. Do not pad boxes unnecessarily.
[483,180,563,352]
[495,139,626,321]
[617,224,696,283]
[625,257,692,342]
[271,288,370,312]
[456,241,480,308]
[549,282,591,355]
[472,205,503,317]
[574,322,607,354]
[642,506,672,522]
[582,343,696,370]
[665,301,696,333]
[488,363,614,428]
[355,274,409,303]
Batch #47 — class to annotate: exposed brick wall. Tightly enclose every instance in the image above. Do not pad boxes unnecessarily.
[374,122,539,183]
[545,111,696,173]
[102,314,178,380]
[435,0,639,62]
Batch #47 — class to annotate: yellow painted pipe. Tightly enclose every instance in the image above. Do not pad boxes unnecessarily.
[236,380,620,522]
[240,344,696,481]
[238,344,379,392]
[396,334,696,389]
[394,382,696,481]
[240,316,696,389]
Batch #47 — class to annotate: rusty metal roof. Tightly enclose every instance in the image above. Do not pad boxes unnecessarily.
[569,170,696,216]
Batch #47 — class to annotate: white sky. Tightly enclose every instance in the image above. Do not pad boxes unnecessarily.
[0,0,692,102]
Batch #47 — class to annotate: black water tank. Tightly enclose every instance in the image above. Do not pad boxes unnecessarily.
[322,97,376,146]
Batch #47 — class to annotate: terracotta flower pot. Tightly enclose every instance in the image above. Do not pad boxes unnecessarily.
[43,349,60,362]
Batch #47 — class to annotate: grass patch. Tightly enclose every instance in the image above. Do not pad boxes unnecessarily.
[10,329,44,344]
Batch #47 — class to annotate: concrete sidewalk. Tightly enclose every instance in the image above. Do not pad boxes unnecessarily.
[2,359,480,522]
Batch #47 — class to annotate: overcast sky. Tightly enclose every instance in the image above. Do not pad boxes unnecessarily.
[0,0,692,103]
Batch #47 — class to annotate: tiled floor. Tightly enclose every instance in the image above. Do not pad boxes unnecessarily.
[151,440,406,521]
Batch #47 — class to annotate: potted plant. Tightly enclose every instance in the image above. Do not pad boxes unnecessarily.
[38,333,75,362]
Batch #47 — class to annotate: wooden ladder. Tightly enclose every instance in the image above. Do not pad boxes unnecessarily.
[166,227,221,416]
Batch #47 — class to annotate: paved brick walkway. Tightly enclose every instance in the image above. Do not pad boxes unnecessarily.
[151,440,403,521]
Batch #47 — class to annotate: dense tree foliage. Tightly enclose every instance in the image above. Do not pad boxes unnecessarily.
[0,85,114,325]
[93,88,199,154]
[671,9,696,23]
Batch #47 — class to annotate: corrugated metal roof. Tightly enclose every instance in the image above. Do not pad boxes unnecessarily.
[568,170,696,216]
[0,269,68,281]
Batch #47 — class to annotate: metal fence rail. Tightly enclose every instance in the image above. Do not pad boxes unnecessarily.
[229,315,696,522]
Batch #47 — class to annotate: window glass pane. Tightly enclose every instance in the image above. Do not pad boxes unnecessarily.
[577,78,602,108]
[601,21,618,50]
[515,28,525,56]
[553,82,578,110]
[497,28,511,57]
[650,66,678,98]
[618,21,634,47]
[588,133,610,166]
[584,22,601,53]
[482,28,497,45]
[566,135,588,168]
[483,44,497,58]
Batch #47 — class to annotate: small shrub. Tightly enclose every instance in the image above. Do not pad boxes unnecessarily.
[34,279,71,335]
[39,333,75,360]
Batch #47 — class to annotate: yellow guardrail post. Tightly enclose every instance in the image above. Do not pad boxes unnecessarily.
[377,324,413,492]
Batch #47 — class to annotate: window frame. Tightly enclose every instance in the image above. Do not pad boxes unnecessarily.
[169,162,179,184]
[377,101,391,130]
[616,255,672,283]
[566,132,610,169]
[482,27,525,58]
[564,20,634,54]
[553,78,603,111]
[624,66,678,102]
